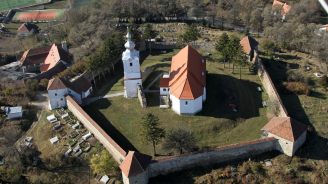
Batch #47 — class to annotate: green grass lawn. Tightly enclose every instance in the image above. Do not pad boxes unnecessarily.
[0,0,49,11]
[85,59,269,156]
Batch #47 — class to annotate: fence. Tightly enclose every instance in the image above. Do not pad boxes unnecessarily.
[257,59,288,117]
[66,96,126,163]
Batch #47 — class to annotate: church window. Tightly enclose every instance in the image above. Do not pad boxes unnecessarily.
[130,63,133,67]
[163,88,166,91]
[55,93,57,96]
[185,101,188,105]
[61,98,63,101]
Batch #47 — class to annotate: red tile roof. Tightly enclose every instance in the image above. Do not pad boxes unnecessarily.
[240,35,258,55]
[20,46,52,66]
[41,44,69,73]
[262,117,307,142]
[17,23,38,33]
[169,45,206,100]
[272,0,291,16]
[119,151,152,177]
[160,77,170,87]
[47,76,92,93]
[47,77,66,90]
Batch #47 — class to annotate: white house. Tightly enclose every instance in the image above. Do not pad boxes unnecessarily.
[161,45,206,115]
[4,106,23,119]
[122,29,142,98]
[47,75,93,110]
[262,117,307,156]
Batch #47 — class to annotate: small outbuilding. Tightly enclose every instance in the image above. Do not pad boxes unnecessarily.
[262,117,307,156]
[119,151,152,184]
[17,22,39,36]
[49,136,59,144]
[4,106,23,119]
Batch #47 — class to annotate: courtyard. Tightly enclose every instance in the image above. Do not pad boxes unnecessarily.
[85,49,269,156]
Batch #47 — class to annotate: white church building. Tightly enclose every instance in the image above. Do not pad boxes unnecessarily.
[160,45,206,115]
[122,29,142,98]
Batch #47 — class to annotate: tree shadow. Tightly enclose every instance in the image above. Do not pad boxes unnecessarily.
[199,74,263,120]
[84,99,138,152]
[296,132,328,161]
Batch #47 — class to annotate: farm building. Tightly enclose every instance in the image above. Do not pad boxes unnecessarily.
[47,75,93,110]
[160,45,206,115]
[20,43,70,79]
[17,22,39,36]
[3,106,23,119]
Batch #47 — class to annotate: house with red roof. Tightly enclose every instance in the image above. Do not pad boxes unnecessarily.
[47,75,93,110]
[160,45,206,115]
[17,22,39,36]
[262,117,307,156]
[20,42,70,79]
[272,0,291,20]
[240,35,259,63]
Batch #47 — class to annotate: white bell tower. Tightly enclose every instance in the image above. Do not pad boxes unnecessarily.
[122,27,142,98]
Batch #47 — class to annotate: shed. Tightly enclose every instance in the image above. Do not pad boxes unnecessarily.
[5,106,23,119]
[100,175,110,184]
[49,136,59,144]
[82,132,92,141]
[47,114,57,123]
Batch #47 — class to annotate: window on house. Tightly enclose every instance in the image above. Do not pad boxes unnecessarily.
[130,63,133,67]
[163,88,166,91]
[60,98,63,101]
[55,93,57,96]
[185,101,188,105]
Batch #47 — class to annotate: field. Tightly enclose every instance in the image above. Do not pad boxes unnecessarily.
[85,49,269,156]
[0,0,49,11]
[12,9,65,22]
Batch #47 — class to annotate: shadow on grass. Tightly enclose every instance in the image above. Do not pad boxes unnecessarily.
[84,99,138,152]
[200,73,263,120]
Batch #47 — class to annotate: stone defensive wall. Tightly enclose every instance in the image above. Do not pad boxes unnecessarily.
[149,137,277,178]
[257,58,288,117]
[66,96,126,163]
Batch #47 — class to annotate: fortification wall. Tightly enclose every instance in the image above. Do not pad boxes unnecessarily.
[258,60,288,117]
[148,138,276,177]
[66,96,126,163]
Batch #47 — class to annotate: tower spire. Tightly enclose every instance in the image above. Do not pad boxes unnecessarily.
[125,26,135,50]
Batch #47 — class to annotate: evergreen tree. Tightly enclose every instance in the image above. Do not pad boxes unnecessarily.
[140,113,165,156]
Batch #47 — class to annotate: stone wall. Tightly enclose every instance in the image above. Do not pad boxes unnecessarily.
[148,138,276,177]
[258,60,288,117]
[66,96,126,163]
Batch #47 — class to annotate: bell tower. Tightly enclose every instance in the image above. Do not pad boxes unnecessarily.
[122,27,142,98]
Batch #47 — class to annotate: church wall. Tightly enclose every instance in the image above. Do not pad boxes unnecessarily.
[148,138,277,178]
[171,95,203,115]
[66,96,126,163]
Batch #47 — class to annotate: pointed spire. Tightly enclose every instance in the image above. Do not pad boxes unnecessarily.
[124,26,135,50]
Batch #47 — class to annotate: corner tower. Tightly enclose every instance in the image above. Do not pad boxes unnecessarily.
[122,27,142,98]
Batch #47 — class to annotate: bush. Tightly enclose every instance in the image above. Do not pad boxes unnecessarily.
[286,70,304,82]
[284,82,310,95]
[251,162,266,176]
